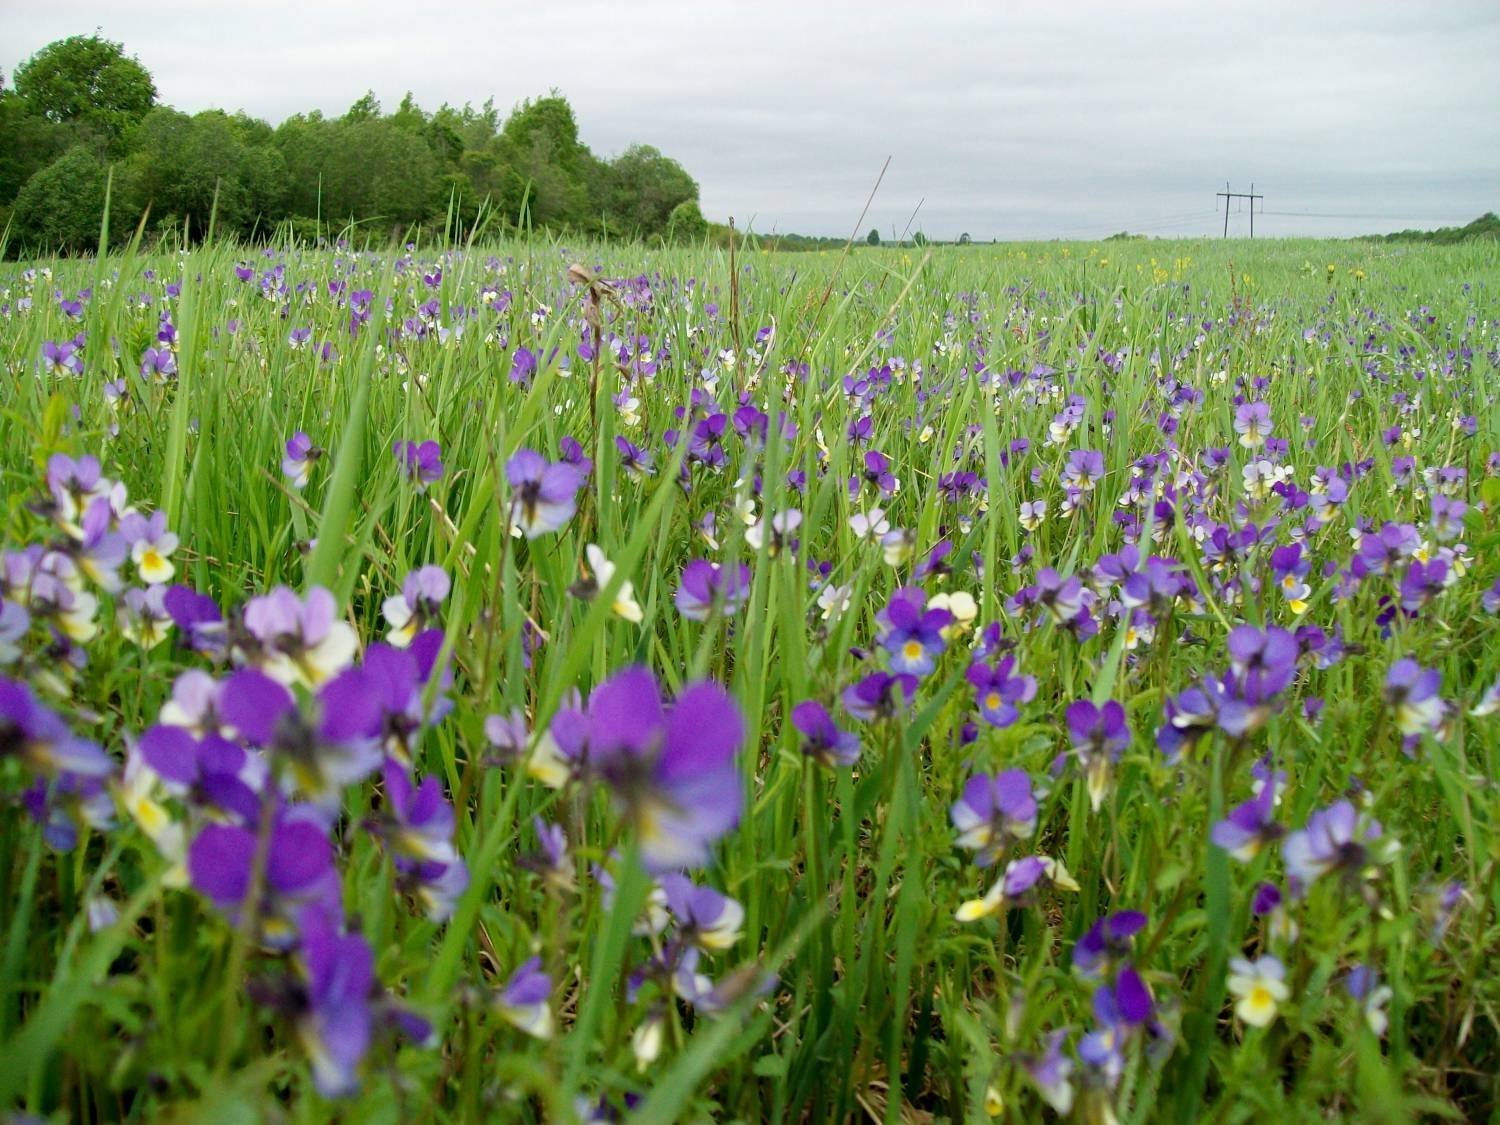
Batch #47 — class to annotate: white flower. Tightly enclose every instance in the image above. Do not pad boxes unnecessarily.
[849,507,890,541]
[585,544,643,624]
[1227,955,1289,1027]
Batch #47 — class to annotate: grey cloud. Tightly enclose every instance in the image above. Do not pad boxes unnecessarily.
[4,0,1496,239]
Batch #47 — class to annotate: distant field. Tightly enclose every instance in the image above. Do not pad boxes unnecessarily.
[1,235,1496,1121]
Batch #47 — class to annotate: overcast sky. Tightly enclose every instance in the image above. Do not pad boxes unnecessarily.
[4,1,1497,239]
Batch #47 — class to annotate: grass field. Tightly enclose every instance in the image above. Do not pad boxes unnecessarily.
[1,232,1497,1122]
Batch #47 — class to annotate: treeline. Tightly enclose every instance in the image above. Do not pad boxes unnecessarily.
[1368,212,1500,245]
[0,34,708,255]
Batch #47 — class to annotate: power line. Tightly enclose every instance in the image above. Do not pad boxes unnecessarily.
[1217,182,1264,238]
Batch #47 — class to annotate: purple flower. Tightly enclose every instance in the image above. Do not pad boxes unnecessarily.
[582,667,744,871]
[660,872,745,951]
[842,671,918,722]
[382,565,450,647]
[790,699,861,767]
[42,339,84,378]
[393,440,444,489]
[950,770,1038,866]
[282,431,321,489]
[382,758,457,867]
[139,346,176,383]
[1282,799,1383,893]
[296,918,373,1097]
[506,448,582,539]
[878,588,951,677]
[1383,658,1444,736]
[164,585,227,658]
[218,667,383,803]
[238,587,359,688]
[1062,449,1105,491]
[675,559,751,620]
[1019,1030,1075,1115]
[1210,785,1282,862]
[0,676,113,779]
[499,956,554,1039]
[188,809,340,943]
[1065,699,1130,811]
[508,345,538,385]
[967,654,1036,728]
[1234,401,1272,448]
[1073,911,1148,977]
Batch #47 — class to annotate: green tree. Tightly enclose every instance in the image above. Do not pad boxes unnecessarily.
[0,88,71,204]
[13,35,155,142]
[9,145,113,252]
[604,145,698,237]
[667,199,708,243]
[343,90,381,123]
[958,231,971,244]
[912,231,928,247]
[866,228,880,246]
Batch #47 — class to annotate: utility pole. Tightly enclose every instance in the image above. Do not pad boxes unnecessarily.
[1216,182,1264,238]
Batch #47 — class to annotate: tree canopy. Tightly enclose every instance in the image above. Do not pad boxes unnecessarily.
[0,36,705,254]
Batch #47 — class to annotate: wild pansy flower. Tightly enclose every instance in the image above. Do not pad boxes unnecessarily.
[956,854,1078,921]
[139,346,176,383]
[615,435,654,478]
[878,588,952,677]
[573,544,643,624]
[239,587,359,688]
[382,566,450,647]
[1269,543,1311,614]
[1472,676,1500,717]
[293,918,373,1098]
[580,666,744,871]
[927,591,978,636]
[498,957,554,1039]
[790,699,861,767]
[950,770,1038,866]
[282,431,321,489]
[1227,955,1289,1027]
[1018,1030,1075,1116]
[393,439,444,489]
[1234,401,1272,449]
[1073,911,1148,978]
[121,509,178,585]
[1065,699,1130,811]
[164,585,227,659]
[880,526,915,566]
[1019,498,1047,531]
[674,559,750,620]
[521,815,572,892]
[506,448,582,539]
[849,507,890,542]
[0,598,28,664]
[217,666,382,805]
[842,670,918,722]
[117,585,173,649]
[1062,449,1105,491]
[967,654,1036,728]
[1383,657,1444,737]
[1078,966,1154,1089]
[188,808,341,945]
[381,758,457,867]
[1210,784,1282,862]
[1344,965,1393,1037]
[746,509,802,556]
[660,873,744,951]
[1281,799,1384,893]
[1,677,113,781]
[42,339,84,378]
[1220,625,1298,735]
